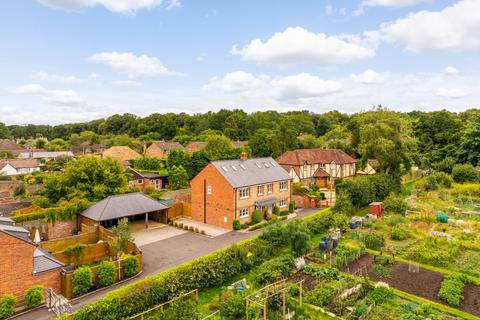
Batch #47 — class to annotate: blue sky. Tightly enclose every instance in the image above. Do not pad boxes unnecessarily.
[0,0,478,124]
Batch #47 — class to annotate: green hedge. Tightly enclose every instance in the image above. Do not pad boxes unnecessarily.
[72,267,93,297]
[59,209,332,320]
[97,261,117,287]
[122,255,139,278]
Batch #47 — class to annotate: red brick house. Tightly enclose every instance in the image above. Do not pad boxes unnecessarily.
[277,149,357,187]
[0,217,63,305]
[191,156,292,229]
[127,168,169,191]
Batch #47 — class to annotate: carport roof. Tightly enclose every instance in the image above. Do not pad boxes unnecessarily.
[79,192,169,222]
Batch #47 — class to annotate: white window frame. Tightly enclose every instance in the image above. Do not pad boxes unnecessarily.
[207,185,212,195]
[267,183,273,194]
[239,187,250,199]
[279,199,287,208]
[257,185,264,196]
[239,208,249,218]
[279,181,287,191]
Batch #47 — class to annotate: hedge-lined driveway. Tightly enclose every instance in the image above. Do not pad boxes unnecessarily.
[15,208,319,320]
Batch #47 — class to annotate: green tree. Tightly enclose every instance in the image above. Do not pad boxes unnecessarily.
[458,114,480,166]
[204,134,232,160]
[249,129,281,158]
[170,165,189,190]
[111,218,134,254]
[0,122,11,138]
[35,138,47,149]
[132,156,163,171]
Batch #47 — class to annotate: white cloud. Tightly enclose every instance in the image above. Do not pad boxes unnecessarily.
[230,27,375,66]
[111,79,142,86]
[436,88,466,99]
[36,0,179,14]
[30,71,83,84]
[325,4,334,15]
[379,0,480,52]
[271,73,342,100]
[203,71,268,93]
[10,84,84,105]
[203,71,341,101]
[443,67,459,76]
[196,52,207,62]
[90,52,176,78]
[351,69,388,84]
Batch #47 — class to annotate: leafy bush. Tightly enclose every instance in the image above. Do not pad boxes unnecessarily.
[452,163,479,183]
[372,265,391,278]
[33,197,50,208]
[405,239,460,267]
[302,265,339,280]
[438,274,469,307]
[332,193,355,215]
[13,183,26,197]
[273,206,280,215]
[220,292,247,319]
[364,232,385,250]
[289,201,295,213]
[305,283,336,307]
[0,295,16,319]
[383,193,407,214]
[366,286,393,304]
[252,210,262,224]
[145,298,201,320]
[286,222,311,257]
[232,219,241,230]
[122,255,139,278]
[255,255,295,286]
[390,226,409,241]
[24,285,43,309]
[72,266,93,296]
[97,261,117,287]
[331,213,348,229]
[259,225,288,246]
[375,255,394,266]
[384,214,406,226]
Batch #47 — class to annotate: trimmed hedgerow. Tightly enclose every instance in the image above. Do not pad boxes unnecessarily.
[0,295,16,319]
[24,285,43,309]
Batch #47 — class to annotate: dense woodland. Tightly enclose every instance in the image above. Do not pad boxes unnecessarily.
[1,107,480,176]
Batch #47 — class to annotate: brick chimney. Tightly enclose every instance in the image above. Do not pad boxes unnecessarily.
[240,152,248,161]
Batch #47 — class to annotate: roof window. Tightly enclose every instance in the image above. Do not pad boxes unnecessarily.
[221,166,228,172]
[255,162,262,168]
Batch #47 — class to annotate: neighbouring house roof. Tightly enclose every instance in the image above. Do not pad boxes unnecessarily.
[231,141,248,148]
[0,159,40,170]
[33,248,64,273]
[0,223,31,242]
[281,165,301,178]
[0,139,26,156]
[277,149,356,166]
[18,151,74,160]
[70,144,104,156]
[151,141,184,152]
[313,167,330,178]
[103,146,141,165]
[185,141,206,153]
[79,192,170,222]
[127,168,166,180]
[0,216,15,226]
[211,157,291,188]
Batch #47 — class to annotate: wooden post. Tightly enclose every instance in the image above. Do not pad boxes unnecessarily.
[145,212,149,229]
[282,290,286,320]
[264,299,267,320]
[246,299,249,320]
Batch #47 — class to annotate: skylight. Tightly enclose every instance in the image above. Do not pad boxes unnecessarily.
[240,164,246,170]
[263,162,270,168]
[231,165,238,171]
[271,162,277,167]
[255,162,261,168]
[221,166,228,172]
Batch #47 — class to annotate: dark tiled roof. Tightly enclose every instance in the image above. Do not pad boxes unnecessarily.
[79,192,169,222]
[152,141,184,151]
[0,223,31,242]
[211,157,291,188]
[33,248,64,273]
[0,217,15,226]
[277,149,356,166]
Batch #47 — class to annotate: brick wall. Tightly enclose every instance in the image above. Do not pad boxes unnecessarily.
[46,219,75,240]
[191,163,235,229]
[0,232,61,305]
[235,180,291,224]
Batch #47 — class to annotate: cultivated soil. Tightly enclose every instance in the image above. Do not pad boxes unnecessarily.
[288,271,317,291]
[343,254,480,317]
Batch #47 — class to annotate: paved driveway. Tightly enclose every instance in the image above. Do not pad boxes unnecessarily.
[133,225,187,247]
[14,208,320,320]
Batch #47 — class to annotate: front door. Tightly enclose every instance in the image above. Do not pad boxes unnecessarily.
[154,179,161,190]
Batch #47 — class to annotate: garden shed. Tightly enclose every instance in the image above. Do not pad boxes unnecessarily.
[78,192,170,230]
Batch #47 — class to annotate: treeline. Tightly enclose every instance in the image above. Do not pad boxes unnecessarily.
[1,107,479,173]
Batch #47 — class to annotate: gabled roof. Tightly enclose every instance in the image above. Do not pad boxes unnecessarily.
[79,192,169,222]
[0,216,15,226]
[231,141,248,148]
[0,139,26,156]
[313,167,330,178]
[211,157,291,188]
[18,151,74,159]
[277,149,356,166]
[0,159,40,170]
[127,168,165,179]
[151,141,184,152]
[103,146,141,164]
[33,248,64,273]
[185,141,206,153]
[0,223,31,241]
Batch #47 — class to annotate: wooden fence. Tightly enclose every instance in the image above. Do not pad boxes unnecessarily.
[168,202,192,219]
